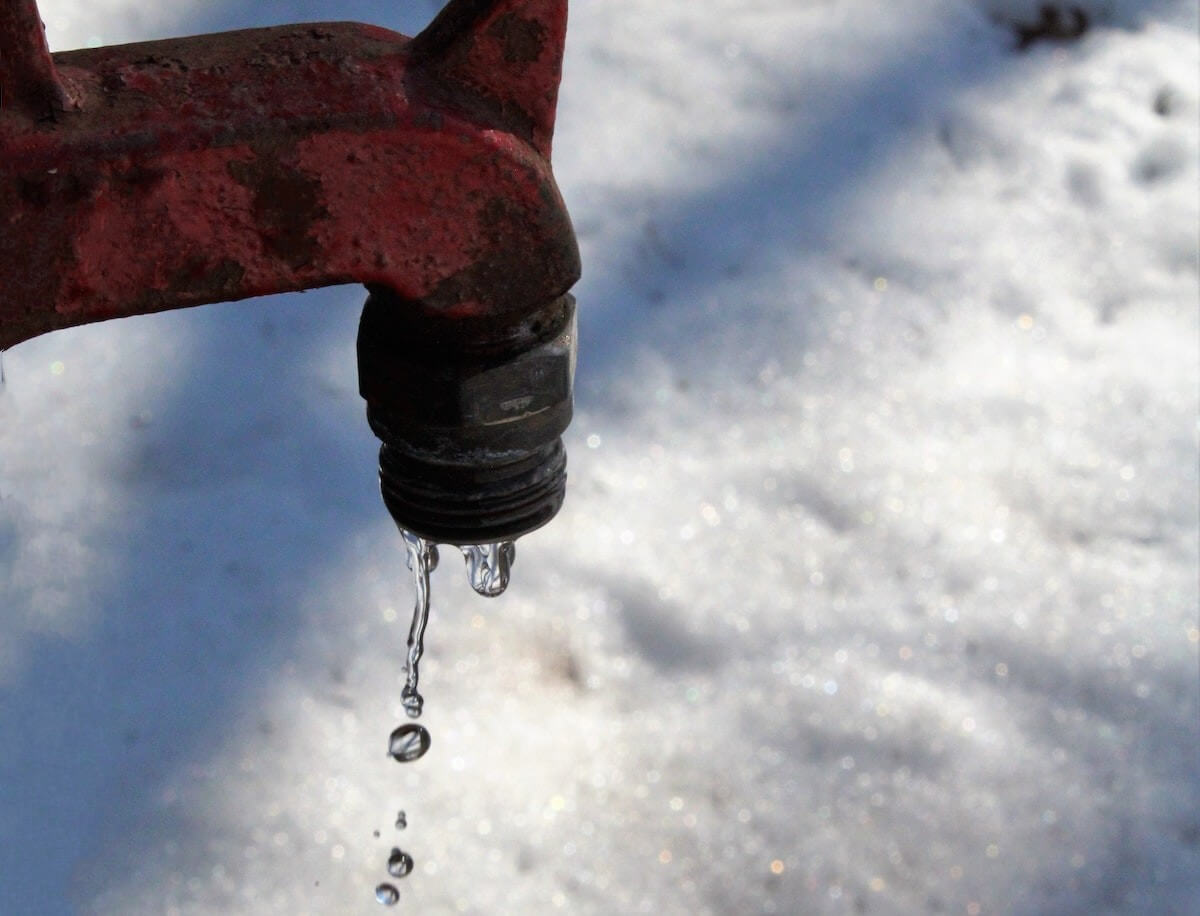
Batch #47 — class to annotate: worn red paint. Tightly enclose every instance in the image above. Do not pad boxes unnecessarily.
[0,0,579,350]
[0,0,78,116]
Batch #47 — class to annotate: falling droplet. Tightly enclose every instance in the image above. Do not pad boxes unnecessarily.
[460,541,516,597]
[395,810,407,830]
[387,848,414,879]
[401,689,423,719]
[389,723,431,763]
[375,883,400,906]
[399,530,438,719]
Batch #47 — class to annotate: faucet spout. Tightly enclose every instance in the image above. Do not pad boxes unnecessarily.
[359,290,576,545]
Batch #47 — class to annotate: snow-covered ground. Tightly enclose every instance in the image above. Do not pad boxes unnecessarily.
[1,1,1197,913]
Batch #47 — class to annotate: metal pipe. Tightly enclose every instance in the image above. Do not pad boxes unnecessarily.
[0,0,75,116]
[0,0,578,351]
[0,0,580,545]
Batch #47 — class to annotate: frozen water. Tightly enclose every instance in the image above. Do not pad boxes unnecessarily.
[0,1,1196,914]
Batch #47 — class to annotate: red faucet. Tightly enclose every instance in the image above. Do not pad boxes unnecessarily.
[0,0,581,544]
[0,0,579,349]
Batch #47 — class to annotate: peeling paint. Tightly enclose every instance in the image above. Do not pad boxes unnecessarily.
[489,14,547,64]
[228,155,327,269]
[0,5,578,351]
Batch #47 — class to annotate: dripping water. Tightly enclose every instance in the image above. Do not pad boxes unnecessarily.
[387,848,414,878]
[396,532,514,721]
[388,723,431,763]
[460,541,516,597]
[375,884,400,906]
[399,530,438,719]
[378,530,518,903]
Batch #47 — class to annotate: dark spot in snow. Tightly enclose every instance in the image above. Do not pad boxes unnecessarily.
[1131,138,1187,186]
[1009,5,1090,51]
[1153,86,1177,117]
[611,583,720,672]
[1065,161,1103,208]
[515,844,536,872]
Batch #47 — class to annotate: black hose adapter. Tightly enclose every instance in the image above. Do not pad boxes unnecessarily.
[357,288,576,545]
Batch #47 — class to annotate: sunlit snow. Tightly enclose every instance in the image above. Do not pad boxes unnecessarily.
[1,1,1197,914]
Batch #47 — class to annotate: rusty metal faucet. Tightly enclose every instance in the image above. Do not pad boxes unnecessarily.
[0,0,581,544]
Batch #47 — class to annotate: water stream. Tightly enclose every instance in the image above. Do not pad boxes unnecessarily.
[399,531,438,719]
[378,530,517,905]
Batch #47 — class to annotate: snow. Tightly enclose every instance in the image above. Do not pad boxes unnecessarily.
[2,1,1197,914]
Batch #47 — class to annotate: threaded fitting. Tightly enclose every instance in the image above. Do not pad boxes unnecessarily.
[358,289,575,544]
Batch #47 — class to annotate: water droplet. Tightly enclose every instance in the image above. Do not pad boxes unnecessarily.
[387,848,414,878]
[375,883,400,906]
[460,542,516,597]
[399,530,437,719]
[389,723,431,763]
[401,687,424,719]
[405,538,439,573]
[395,810,407,830]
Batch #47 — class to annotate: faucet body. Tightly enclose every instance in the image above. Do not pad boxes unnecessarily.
[1,0,580,544]
[0,0,579,351]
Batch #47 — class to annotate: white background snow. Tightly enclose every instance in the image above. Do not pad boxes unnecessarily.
[1,1,1197,913]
